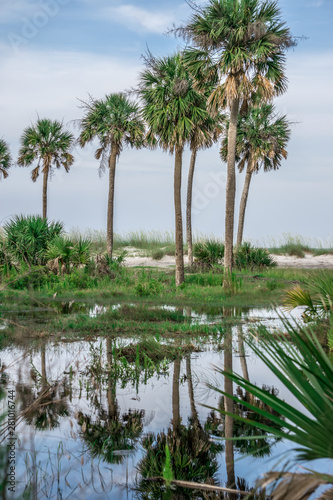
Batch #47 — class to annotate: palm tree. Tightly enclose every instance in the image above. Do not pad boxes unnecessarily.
[182,0,293,283]
[18,118,75,219]
[78,93,145,258]
[139,53,210,285]
[186,112,224,267]
[221,103,291,246]
[0,139,12,180]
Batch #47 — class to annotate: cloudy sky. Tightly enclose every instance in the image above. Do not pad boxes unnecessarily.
[0,0,332,244]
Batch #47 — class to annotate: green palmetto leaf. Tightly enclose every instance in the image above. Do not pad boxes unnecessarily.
[284,285,315,312]
[284,272,333,317]
[211,318,333,462]
[4,215,63,266]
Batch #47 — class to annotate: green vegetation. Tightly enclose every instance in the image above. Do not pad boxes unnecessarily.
[2,215,63,267]
[214,319,333,498]
[0,138,12,180]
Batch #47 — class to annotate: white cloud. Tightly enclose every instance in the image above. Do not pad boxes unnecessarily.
[103,4,175,34]
[0,45,141,148]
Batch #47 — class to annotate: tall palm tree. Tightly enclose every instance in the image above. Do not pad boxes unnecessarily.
[0,139,12,180]
[18,118,75,219]
[78,93,145,258]
[221,103,291,246]
[139,53,209,286]
[182,0,293,284]
[186,113,224,267]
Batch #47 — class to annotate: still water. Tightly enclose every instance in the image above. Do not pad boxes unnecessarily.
[0,303,326,499]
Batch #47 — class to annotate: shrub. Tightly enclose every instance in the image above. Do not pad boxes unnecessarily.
[135,270,164,296]
[193,240,224,266]
[46,237,91,272]
[151,249,165,260]
[4,215,63,266]
[234,243,276,270]
[52,270,98,291]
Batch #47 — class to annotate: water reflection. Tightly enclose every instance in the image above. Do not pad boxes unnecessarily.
[16,344,69,431]
[137,358,223,499]
[77,338,145,464]
[0,304,304,498]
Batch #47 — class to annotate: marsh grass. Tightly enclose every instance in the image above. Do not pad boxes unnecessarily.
[266,233,333,257]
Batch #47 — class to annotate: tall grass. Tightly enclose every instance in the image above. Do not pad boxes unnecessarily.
[265,233,333,257]
[63,228,333,259]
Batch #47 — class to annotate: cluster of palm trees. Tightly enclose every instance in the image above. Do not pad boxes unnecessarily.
[1,0,293,288]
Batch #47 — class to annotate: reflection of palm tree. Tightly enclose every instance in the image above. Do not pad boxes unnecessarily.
[205,311,283,459]
[172,358,181,431]
[77,338,144,464]
[17,344,69,431]
[224,320,236,494]
[186,357,199,424]
[137,358,222,499]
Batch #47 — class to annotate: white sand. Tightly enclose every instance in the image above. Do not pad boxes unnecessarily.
[124,252,333,269]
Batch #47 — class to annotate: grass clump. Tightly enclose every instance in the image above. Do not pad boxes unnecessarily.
[193,240,224,266]
[235,243,276,270]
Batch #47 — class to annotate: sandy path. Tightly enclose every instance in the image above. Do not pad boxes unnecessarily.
[124,253,333,269]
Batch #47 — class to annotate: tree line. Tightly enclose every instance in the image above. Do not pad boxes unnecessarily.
[0,0,293,288]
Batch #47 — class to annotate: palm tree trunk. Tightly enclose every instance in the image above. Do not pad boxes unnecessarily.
[106,144,117,258]
[172,358,181,431]
[174,145,184,286]
[224,310,235,493]
[42,168,48,219]
[236,160,254,247]
[186,357,199,424]
[186,148,197,268]
[106,337,117,418]
[237,324,253,405]
[224,98,239,287]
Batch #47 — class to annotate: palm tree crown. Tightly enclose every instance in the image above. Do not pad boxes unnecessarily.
[139,53,209,151]
[221,103,291,173]
[18,118,74,218]
[0,139,12,180]
[78,93,145,166]
[182,0,293,108]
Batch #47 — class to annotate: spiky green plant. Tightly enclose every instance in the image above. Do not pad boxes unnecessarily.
[284,272,333,319]
[211,319,333,499]
[46,236,91,272]
[4,215,63,266]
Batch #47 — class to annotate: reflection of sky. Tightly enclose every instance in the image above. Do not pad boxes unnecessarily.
[1,306,331,498]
